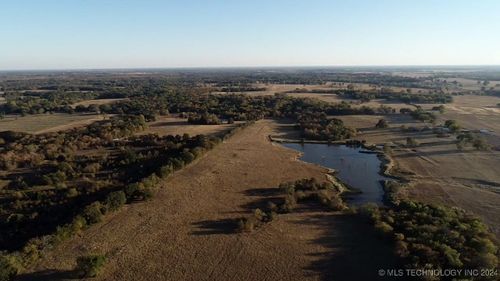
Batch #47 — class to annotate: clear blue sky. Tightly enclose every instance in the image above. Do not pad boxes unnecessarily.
[1,0,499,70]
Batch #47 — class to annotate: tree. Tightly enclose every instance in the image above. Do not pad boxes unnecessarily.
[105,191,126,211]
[432,105,445,114]
[0,255,18,281]
[444,120,461,133]
[82,202,105,224]
[375,119,388,129]
[406,137,418,148]
[472,137,490,151]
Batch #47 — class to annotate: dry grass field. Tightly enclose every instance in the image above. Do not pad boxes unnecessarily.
[418,95,500,147]
[137,116,240,136]
[217,83,426,111]
[0,113,106,134]
[18,120,396,281]
[216,82,430,97]
[232,89,500,238]
[71,98,127,108]
[337,96,500,237]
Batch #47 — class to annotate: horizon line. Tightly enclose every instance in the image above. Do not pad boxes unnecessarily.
[2,64,500,73]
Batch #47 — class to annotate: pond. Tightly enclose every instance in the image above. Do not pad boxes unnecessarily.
[281,143,388,206]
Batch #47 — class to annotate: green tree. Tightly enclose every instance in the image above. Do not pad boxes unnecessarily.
[105,191,126,211]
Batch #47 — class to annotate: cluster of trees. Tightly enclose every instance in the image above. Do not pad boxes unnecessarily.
[196,69,430,87]
[2,74,400,124]
[483,89,500,97]
[0,114,224,250]
[456,132,490,151]
[0,119,252,280]
[360,201,498,275]
[187,113,221,125]
[444,119,461,133]
[0,91,98,115]
[363,178,498,278]
[289,88,453,104]
[407,108,437,123]
[98,91,394,122]
[238,178,345,232]
[219,86,266,92]
[298,113,356,141]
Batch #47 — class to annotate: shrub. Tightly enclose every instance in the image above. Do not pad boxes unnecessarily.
[375,119,388,128]
[158,165,174,178]
[76,254,106,278]
[0,255,19,281]
[280,194,296,213]
[374,221,393,236]
[237,217,256,232]
[472,137,490,151]
[82,202,105,225]
[405,137,418,148]
[444,119,461,133]
[105,191,126,212]
[124,183,140,199]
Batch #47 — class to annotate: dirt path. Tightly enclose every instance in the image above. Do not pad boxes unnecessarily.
[18,120,394,281]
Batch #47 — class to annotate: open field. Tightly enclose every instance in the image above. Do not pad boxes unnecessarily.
[19,120,395,281]
[138,116,240,136]
[445,78,500,91]
[418,95,500,147]
[216,82,432,96]
[71,98,127,108]
[0,113,105,134]
[338,103,500,237]
[1,69,499,280]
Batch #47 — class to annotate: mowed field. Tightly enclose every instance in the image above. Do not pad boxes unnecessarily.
[137,116,240,137]
[0,113,105,134]
[19,120,395,281]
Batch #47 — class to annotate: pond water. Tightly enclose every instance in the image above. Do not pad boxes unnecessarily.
[281,143,388,206]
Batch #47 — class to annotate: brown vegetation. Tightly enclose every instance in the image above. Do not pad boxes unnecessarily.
[19,120,396,281]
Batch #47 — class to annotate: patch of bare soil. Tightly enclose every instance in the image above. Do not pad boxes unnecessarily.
[18,120,395,281]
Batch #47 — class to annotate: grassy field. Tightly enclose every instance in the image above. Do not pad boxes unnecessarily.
[143,92,500,239]
[0,113,105,134]
[138,116,240,136]
[71,98,127,107]
[215,82,431,96]
[337,96,500,237]
[217,86,500,238]
[20,120,396,281]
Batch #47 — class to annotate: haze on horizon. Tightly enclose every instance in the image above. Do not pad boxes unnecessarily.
[1,0,499,70]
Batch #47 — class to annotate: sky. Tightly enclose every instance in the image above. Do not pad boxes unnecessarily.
[1,0,499,70]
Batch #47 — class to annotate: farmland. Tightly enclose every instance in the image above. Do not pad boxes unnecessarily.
[0,68,498,281]
[0,113,104,134]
